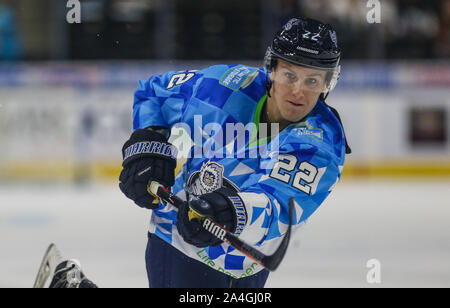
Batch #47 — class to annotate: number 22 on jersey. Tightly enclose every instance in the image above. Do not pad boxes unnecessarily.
[269,154,326,195]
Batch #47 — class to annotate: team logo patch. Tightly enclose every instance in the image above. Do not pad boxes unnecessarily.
[187,161,247,236]
[292,124,323,141]
[200,162,223,192]
[219,65,259,91]
[188,161,239,196]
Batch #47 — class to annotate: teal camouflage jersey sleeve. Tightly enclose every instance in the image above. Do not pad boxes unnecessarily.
[132,64,260,131]
[133,69,200,130]
[236,114,346,253]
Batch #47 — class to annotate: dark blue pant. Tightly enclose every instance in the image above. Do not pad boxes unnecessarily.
[145,233,270,288]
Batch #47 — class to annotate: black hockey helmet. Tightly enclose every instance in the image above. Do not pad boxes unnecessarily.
[265,17,341,93]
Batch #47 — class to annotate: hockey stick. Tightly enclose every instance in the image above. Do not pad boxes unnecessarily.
[148,181,294,271]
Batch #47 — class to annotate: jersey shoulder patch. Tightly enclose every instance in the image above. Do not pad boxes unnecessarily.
[283,117,341,159]
[219,65,260,91]
[284,102,346,160]
[290,122,324,142]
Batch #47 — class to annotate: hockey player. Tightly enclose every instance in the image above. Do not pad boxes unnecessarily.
[119,17,351,288]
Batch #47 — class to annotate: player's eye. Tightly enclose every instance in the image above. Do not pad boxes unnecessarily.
[304,77,319,88]
[284,72,297,82]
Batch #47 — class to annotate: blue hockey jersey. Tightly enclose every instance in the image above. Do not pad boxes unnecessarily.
[133,64,347,279]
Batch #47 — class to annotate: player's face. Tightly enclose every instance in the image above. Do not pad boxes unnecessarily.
[268,59,327,125]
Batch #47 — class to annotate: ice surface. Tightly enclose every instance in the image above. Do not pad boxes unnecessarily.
[1,179,449,288]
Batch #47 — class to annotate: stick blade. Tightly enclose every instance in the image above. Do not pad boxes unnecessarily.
[33,243,64,288]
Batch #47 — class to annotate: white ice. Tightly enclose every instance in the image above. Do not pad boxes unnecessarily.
[1,179,449,288]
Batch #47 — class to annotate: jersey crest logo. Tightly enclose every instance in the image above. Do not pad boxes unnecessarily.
[199,161,223,193]
[200,162,223,192]
[187,161,239,196]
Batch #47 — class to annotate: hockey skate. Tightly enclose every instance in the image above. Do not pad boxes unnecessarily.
[33,243,97,288]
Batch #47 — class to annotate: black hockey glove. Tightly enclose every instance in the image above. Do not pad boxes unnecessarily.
[176,188,247,248]
[119,128,177,209]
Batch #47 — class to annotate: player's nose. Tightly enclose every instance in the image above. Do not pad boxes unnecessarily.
[291,82,306,98]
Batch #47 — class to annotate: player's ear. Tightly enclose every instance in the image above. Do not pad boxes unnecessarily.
[269,67,277,83]
[269,58,278,83]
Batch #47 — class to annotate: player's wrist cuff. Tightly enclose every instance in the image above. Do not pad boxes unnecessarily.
[122,128,178,166]
[236,192,272,244]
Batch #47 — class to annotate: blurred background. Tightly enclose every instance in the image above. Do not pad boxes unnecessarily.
[0,0,449,288]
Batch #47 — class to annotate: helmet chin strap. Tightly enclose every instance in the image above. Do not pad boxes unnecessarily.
[320,92,329,101]
[265,73,272,98]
